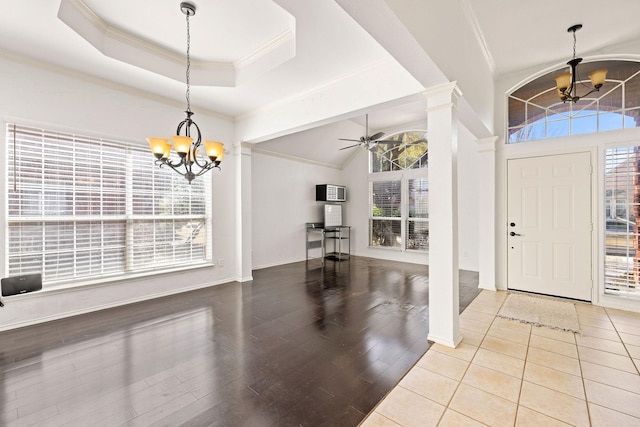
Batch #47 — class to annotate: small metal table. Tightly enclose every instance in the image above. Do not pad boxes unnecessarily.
[306,223,351,264]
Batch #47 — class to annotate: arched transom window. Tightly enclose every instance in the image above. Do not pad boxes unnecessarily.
[370,130,428,172]
[508,60,640,143]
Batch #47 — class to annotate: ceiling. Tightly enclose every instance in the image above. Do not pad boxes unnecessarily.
[1,1,640,168]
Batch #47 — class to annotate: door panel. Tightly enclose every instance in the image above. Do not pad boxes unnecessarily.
[507,152,592,301]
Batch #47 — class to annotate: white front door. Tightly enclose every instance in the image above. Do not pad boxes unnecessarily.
[507,152,592,301]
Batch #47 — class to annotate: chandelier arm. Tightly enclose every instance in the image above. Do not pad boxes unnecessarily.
[188,120,213,168]
[193,161,222,177]
[192,155,212,169]
[156,159,188,178]
[160,157,186,168]
[577,76,597,91]
[194,164,218,177]
[176,117,191,136]
[189,119,202,146]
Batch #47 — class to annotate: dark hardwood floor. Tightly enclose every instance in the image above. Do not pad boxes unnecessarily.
[0,256,480,426]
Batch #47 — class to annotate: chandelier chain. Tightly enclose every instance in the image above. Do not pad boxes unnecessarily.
[572,29,577,60]
[185,12,191,112]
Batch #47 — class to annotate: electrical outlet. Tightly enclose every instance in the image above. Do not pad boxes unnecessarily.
[218,258,224,266]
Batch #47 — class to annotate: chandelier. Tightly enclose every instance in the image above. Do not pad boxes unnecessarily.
[555,24,607,103]
[147,2,224,183]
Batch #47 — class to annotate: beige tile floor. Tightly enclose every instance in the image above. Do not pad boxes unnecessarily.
[360,290,640,427]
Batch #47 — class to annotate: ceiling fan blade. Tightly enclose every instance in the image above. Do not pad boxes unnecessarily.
[369,131,385,141]
[377,138,428,145]
[406,138,428,145]
[339,143,362,150]
[338,138,360,142]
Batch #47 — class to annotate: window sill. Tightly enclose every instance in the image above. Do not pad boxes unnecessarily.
[368,245,403,251]
[2,262,215,301]
[368,246,428,253]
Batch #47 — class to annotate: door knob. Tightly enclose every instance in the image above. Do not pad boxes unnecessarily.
[510,231,521,236]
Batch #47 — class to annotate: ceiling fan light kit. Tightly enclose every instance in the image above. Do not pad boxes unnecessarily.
[147,1,224,183]
[555,24,607,103]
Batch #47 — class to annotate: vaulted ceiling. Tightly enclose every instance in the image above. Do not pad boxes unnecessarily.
[1,1,639,168]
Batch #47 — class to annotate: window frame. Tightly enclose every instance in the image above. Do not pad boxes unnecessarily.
[603,144,640,298]
[507,60,640,144]
[368,168,428,252]
[368,129,429,252]
[369,174,403,250]
[4,124,214,290]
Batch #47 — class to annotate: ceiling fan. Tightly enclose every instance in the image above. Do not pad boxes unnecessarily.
[339,114,398,151]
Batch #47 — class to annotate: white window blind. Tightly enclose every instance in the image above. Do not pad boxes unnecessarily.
[6,124,212,287]
[604,146,640,297]
[407,177,429,251]
[370,180,402,248]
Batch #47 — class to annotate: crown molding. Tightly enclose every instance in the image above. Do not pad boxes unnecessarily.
[57,0,295,87]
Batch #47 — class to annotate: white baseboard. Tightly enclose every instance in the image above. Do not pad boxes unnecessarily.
[0,279,231,332]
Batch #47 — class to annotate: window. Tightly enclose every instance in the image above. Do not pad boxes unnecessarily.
[369,130,428,251]
[407,178,429,250]
[508,60,640,143]
[604,145,640,297]
[371,180,402,248]
[370,131,428,172]
[6,124,212,288]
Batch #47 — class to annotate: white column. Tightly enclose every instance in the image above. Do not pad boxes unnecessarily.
[235,142,253,282]
[425,82,462,348]
[477,137,499,291]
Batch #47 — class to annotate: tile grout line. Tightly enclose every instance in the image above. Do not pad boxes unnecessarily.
[575,306,595,427]
[512,303,532,427]
[498,293,592,426]
[432,333,479,425]
[604,306,640,376]
[413,291,499,426]
[441,290,510,426]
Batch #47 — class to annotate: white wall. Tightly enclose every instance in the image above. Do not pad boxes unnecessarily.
[251,151,343,269]
[457,124,481,271]
[0,53,238,330]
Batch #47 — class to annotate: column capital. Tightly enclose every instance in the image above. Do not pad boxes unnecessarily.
[423,81,463,105]
[237,141,253,155]
[476,136,499,153]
